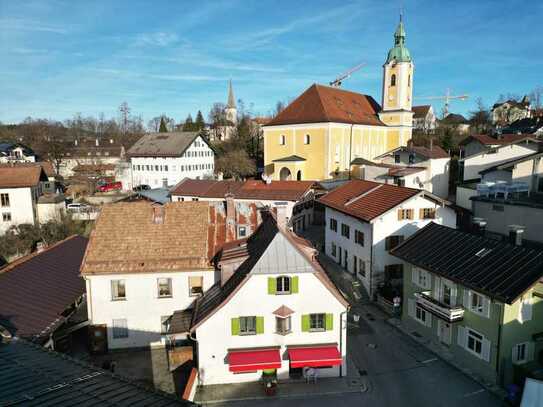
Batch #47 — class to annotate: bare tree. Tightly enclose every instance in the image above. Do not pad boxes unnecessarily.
[118,102,131,136]
[529,86,543,110]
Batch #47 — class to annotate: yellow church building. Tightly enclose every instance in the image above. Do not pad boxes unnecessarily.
[263,17,414,181]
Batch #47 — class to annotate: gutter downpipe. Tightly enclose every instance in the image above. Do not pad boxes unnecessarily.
[349,124,354,180]
[369,223,374,300]
[339,309,348,377]
[496,302,504,385]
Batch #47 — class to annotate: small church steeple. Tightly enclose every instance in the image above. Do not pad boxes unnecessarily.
[225,80,237,125]
[386,14,411,64]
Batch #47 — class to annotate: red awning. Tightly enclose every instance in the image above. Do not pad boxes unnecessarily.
[228,348,282,372]
[288,346,342,368]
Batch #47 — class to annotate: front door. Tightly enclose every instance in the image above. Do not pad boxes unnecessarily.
[89,324,108,354]
[437,320,452,345]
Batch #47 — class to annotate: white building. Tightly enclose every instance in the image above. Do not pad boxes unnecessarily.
[60,138,125,178]
[369,142,450,198]
[128,132,214,188]
[0,142,36,163]
[185,212,349,385]
[319,180,456,297]
[170,179,321,233]
[412,105,437,133]
[81,201,243,350]
[208,81,238,142]
[0,165,48,235]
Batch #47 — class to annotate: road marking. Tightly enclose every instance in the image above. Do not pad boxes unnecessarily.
[463,389,485,397]
[421,358,437,364]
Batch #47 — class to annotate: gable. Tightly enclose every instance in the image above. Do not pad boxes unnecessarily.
[251,233,315,274]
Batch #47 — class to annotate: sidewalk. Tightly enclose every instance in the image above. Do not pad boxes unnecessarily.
[194,363,368,405]
[386,317,507,400]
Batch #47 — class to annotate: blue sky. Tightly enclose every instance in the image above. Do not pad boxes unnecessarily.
[1,0,542,124]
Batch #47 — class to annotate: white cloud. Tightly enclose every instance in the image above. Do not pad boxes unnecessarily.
[0,18,69,34]
[135,32,179,47]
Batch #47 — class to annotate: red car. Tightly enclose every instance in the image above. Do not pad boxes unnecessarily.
[98,182,122,192]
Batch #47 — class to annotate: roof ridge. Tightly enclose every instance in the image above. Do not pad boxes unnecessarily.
[345,184,384,206]
[0,235,82,275]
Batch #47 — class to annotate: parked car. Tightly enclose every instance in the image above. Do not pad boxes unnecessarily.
[98,182,122,193]
[66,203,89,213]
[133,184,151,192]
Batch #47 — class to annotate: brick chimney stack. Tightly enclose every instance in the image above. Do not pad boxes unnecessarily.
[225,193,236,241]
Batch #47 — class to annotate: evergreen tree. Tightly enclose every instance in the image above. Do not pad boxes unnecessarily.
[159,116,168,133]
[182,114,194,131]
[195,110,205,130]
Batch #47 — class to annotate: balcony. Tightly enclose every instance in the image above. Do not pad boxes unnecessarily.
[414,291,464,322]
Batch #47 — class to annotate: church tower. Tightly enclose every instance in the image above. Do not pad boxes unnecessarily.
[225,80,237,125]
[379,15,414,140]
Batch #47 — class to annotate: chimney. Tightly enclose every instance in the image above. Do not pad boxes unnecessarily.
[275,202,288,229]
[472,217,487,236]
[225,193,236,241]
[429,138,434,150]
[110,138,114,144]
[508,225,524,246]
[95,138,99,147]
[152,205,165,224]
[74,139,78,146]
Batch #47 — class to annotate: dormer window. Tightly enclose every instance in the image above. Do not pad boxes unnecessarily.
[391,74,396,87]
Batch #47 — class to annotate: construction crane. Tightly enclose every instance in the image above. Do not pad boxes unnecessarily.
[329,63,365,87]
[415,88,469,116]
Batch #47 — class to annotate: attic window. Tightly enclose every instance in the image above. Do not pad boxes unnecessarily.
[475,248,492,258]
[152,206,165,224]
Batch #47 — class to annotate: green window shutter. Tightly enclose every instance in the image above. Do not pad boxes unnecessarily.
[256,316,264,334]
[291,276,299,294]
[326,314,333,330]
[231,318,240,336]
[268,277,276,295]
[301,314,310,332]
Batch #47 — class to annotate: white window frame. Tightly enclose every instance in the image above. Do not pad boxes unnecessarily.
[512,342,534,365]
[112,318,128,339]
[111,280,126,301]
[188,276,203,297]
[157,277,172,298]
[518,296,533,323]
[465,328,484,358]
[276,276,291,294]
[309,313,325,332]
[239,316,257,335]
[464,290,490,318]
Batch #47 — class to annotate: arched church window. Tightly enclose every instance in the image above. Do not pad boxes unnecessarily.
[391,74,396,87]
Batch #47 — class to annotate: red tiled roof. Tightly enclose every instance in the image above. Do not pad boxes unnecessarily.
[265,84,384,127]
[318,180,421,222]
[0,236,88,341]
[0,165,47,188]
[171,179,317,202]
[388,166,426,177]
[410,145,449,159]
[460,133,536,146]
[412,105,431,118]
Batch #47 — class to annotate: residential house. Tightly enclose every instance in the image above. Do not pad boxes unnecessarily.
[179,212,349,385]
[501,116,543,136]
[412,105,437,133]
[455,134,541,210]
[0,337,194,406]
[439,113,470,134]
[60,138,126,178]
[81,201,251,351]
[492,96,531,127]
[369,142,450,198]
[392,222,543,387]
[0,141,36,163]
[0,165,48,234]
[263,19,414,181]
[469,151,543,244]
[319,180,456,297]
[0,236,88,350]
[128,132,215,188]
[170,179,321,234]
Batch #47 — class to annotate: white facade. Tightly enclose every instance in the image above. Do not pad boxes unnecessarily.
[194,233,348,385]
[0,146,36,163]
[460,141,539,182]
[37,200,65,224]
[131,136,214,187]
[0,186,39,234]
[85,270,215,349]
[379,149,450,199]
[324,194,457,296]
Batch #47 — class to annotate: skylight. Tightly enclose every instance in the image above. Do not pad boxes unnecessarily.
[475,248,492,258]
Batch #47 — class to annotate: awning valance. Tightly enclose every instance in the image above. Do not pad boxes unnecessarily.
[228,348,281,372]
[288,345,342,368]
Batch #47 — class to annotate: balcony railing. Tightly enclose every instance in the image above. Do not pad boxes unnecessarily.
[414,291,464,322]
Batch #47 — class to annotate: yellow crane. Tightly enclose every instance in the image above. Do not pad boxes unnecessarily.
[329,63,366,87]
[415,88,469,116]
